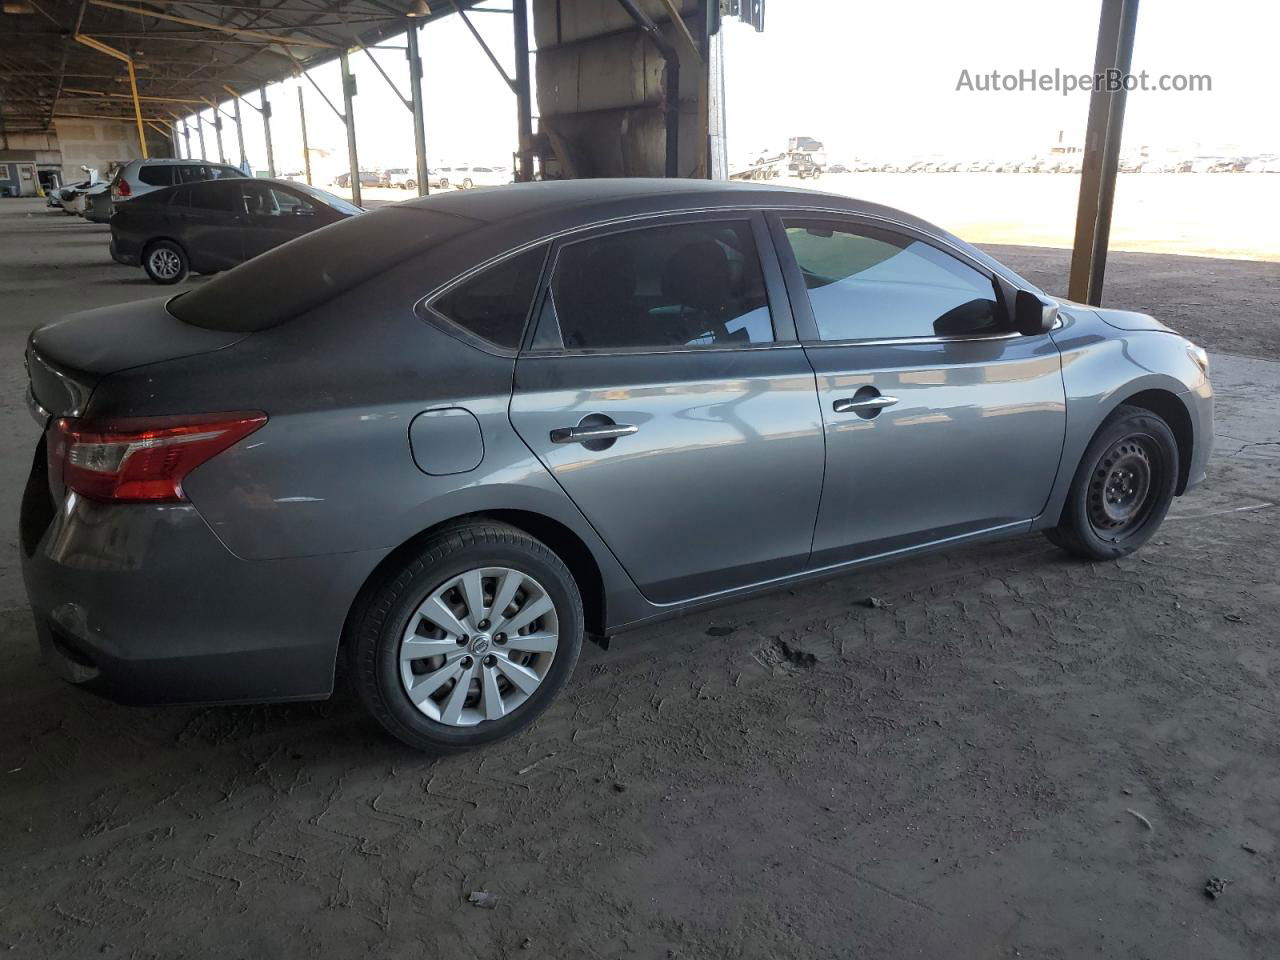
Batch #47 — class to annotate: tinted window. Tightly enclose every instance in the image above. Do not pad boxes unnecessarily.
[137,165,175,186]
[549,220,773,350]
[189,181,235,212]
[432,245,547,350]
[784,220,1002,341]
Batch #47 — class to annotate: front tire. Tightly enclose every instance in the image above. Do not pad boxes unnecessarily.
[348,522,584,752]
[462,177,474,190]
[143,239,189,284]
[1046,404,1179,561]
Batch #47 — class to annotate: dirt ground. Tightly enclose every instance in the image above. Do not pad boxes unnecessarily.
[1,198,1279,959]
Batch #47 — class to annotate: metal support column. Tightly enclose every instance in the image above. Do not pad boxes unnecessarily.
[406,23,429,195]
[260,88,276,177]
[180,116,191,159]
[512,0,533,181]
[1068,0,1140,305]
[297,85,312,185]
[231,94,247,171]
[339,49,362,207]
[211,102,226,163]
[196,110,207,160]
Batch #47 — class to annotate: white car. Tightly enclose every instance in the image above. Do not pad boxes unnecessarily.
[110,158,244,204]
[450,164,511,189]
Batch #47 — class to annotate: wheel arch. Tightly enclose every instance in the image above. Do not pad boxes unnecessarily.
[338,509,609,660]
[1115,388,1194,495]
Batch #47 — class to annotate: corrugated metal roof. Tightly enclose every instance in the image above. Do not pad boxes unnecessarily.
[0,0,485,134]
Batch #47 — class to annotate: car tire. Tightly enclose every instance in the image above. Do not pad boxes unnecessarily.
[142,240,189,284]
[438,178,449,190]
[404,180,415,191]
[1045,404,1179,561]
[348,521,584,753]
[462,177,473,190]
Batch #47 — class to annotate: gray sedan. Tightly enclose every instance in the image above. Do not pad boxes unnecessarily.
[20,179,1213,752]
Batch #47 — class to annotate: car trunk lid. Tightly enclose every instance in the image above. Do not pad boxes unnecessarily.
[26,296,247,421]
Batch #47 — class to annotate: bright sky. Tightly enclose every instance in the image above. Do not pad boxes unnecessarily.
[180,0,1279,179]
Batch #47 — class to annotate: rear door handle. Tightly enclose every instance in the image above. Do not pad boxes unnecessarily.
[833,395,899,413]
[550,423,639,445]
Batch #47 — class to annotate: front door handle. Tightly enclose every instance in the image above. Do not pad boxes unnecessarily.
[550,422,639,445]
[833,395,899,414]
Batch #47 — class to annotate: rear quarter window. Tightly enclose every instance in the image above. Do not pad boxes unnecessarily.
[428,245,548,351]
[138,165,175,187]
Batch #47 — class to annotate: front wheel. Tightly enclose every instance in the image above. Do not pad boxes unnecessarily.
[404,179,415,191]
[438,177,449,190]
[348,522,584,752]
[143,239,189,284]
[1045,404,1179,561]
[462,177,474,190]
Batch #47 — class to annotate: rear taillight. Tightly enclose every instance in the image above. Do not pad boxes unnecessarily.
[113,179,130,199]
[51,413,267,503]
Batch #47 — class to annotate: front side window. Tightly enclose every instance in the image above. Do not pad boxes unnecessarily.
[547,220,774,351]
[241,182,314,216]
[138,165,175,186]
[431,245,547,350]
[783,219,1002,342]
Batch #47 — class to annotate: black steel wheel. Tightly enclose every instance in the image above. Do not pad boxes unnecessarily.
[1045,404,1179,561]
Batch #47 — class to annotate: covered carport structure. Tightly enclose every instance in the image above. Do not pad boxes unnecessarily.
[2,0,1143,305]
[0,0,768,205]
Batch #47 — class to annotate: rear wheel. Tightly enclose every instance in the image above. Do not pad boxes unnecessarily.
[143,240,189,284]
[348,522,584,752]
[404,179,416,191]
[462,177,474,190]
[439,177,449,190]
[1045,404,1179,561]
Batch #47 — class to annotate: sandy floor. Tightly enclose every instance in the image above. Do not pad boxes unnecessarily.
[1,198,1279,958]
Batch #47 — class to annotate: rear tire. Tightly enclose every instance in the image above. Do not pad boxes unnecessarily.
[348,522,584,753]
[143,239,189,284]
[1045,404,1179,561]
[439,177,449,190]
[462,177,473,190]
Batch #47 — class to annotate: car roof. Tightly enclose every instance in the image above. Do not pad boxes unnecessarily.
[397,177,947,239]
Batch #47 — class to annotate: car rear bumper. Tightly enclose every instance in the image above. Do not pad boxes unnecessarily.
[109,235,139,266]
[19,438,381,706]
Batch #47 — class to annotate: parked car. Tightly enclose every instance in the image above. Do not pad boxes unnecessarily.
[82,183,114,223]
[385,168,417,190]
[109,177,361,283]
[334,171,386,189]
[22,179,1213,752]
[110,158,244,207]
[451,164,512,189]
[47,179,92,210]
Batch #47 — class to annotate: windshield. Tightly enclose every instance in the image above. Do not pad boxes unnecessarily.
[287,182,363,215]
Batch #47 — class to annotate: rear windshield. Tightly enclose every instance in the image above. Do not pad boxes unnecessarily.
[169,207,473,332]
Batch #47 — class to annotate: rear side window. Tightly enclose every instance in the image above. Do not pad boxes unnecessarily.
[431,245,547,350]
[547,220,773,351]
[783,219,1002,341]
[138,165,175,186]
[189,182,235,212]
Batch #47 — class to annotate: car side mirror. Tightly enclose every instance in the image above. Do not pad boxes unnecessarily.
[1014,290,1058,336]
